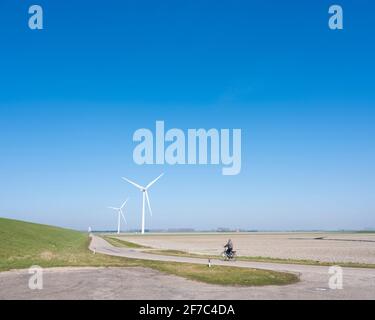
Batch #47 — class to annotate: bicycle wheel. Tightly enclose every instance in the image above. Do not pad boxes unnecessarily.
[220,251,228,261]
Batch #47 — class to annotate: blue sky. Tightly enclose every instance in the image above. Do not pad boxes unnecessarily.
[0,0,374,231]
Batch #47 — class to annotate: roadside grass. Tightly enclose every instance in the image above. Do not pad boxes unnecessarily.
[101,235,150,249]
[0,218,299,286]
[145,249,209,259]
[143,261,299,286]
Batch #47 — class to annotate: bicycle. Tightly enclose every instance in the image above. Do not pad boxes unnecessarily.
[221,250,237,261]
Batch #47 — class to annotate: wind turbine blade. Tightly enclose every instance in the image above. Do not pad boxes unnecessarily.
[108,207,119,210]
[122,177,144,190]
[120,210,127,224]
[120,198,129,209]
[145,191,152,216]
[146,173,164,189]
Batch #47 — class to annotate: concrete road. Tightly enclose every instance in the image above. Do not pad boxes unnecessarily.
[0,235,374,299]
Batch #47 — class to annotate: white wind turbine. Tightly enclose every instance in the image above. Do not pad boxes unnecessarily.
[122,173,164,234]
[108,198,129,234]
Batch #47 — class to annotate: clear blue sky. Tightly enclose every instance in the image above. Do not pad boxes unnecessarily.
[0,0,374,231]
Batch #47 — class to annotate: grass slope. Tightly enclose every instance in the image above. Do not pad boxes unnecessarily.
[0,217,133,271]
[0,218,299,286]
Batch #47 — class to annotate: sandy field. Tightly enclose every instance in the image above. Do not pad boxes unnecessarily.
[116,232,375,264]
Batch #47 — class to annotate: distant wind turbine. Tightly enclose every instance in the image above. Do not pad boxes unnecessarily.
[108,198,129,234]
[122,173,163,234]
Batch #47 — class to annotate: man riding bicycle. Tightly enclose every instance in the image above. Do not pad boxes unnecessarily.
[224,239,234,256]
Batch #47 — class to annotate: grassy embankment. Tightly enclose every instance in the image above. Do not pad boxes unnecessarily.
[0,218,298,286]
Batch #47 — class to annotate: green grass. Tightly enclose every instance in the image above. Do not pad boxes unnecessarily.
[0,217,139,272]
[143,249,375,269]
[102,236,150,249]
[144,261,298,286]
[146,249,209,259]
[0,217,299,286]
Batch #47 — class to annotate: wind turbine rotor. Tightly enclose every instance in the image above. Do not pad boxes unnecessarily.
[121,198,129,209]
[122,173,163,234]
[122,177,144,190]
[146,173,164,189]
[120,210,127,224]
[145,191,152,216]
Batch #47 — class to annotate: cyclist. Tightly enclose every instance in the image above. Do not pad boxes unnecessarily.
[224,239,234,257]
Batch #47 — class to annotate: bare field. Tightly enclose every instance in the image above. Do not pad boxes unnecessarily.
[116,232,375,264]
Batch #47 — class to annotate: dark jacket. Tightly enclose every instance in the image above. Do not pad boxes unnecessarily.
[224,239,233,250]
